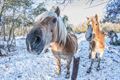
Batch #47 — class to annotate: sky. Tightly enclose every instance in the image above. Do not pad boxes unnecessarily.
[34,0,108,25]
[0,0,108,25]
[61,0,108,25]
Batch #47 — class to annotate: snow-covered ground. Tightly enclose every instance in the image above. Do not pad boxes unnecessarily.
[0,33,120,80]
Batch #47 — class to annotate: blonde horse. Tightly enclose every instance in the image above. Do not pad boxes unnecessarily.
[26,6,78,78]
[86,14,105,73]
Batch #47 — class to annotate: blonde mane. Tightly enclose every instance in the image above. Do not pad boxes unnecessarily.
[57,16,67,46]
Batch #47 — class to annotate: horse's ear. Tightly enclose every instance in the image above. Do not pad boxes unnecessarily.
[95,14,98,21]
[86,17,89,20]
[55,6,60,16]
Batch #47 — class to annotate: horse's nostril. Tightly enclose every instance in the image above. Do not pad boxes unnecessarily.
[35,36,41,43]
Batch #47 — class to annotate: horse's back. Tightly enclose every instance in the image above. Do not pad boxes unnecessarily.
[50,33,78,59]
[64,33,78,54]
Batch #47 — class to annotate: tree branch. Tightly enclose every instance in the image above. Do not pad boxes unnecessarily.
[56,0,66,4]
[85,1,108,9]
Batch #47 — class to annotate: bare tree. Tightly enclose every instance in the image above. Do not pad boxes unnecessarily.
[0,0,6,40]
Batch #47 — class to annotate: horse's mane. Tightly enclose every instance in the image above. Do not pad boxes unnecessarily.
[57,16,67,46]
[34,11,57,23]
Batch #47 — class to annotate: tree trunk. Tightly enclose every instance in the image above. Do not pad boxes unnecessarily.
[3,23,6,41]
[7,8,16,51]
[0,0,6,41]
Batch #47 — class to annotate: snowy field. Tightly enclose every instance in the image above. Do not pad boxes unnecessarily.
[0,33,120,80]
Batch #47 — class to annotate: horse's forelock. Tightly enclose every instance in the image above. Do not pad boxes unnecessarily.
[35,11,57,23]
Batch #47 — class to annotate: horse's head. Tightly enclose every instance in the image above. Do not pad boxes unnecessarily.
[26,6,67,54]
[87,14,99,26]
[26,27,44,54]
[86,14,100,33]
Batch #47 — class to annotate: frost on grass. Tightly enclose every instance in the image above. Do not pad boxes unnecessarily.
[0,33,120,80]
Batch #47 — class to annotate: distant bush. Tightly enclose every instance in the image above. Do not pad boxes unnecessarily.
[73,23,87,33]
[14,27,32,36]
[101,22,120,32]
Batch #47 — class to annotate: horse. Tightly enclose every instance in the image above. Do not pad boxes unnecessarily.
[107,30,118,45]
[26,6,78,78]
[86,14,105,73]
[85,24,94,59]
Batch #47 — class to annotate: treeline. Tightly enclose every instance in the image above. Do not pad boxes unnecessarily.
[102,0,120,23]
[0,0,46,41]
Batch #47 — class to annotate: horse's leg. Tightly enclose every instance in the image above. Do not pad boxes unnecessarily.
[111,37,113,44]
[89,42,92,59]
[55,57,61,75]
[87,59,94,73]
[96,52,98,59]
[52,50,61,75]
[65,56,72,78]
[87,51,96,73]
[87,40,96,73]
[96,49,104,71]
[96,58,101,71]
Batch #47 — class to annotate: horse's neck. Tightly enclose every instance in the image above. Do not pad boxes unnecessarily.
[93,26,105,41]
[50,33,77,54]
[57,33,68,46]
[93,25,100,34]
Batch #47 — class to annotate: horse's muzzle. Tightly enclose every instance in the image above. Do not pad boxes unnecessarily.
[26,34,45,55]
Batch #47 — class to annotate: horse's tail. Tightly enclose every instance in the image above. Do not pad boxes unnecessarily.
[71,56,80,80]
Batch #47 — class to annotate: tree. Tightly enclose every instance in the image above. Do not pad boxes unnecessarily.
[50,0,105,5]
[103,0,120,23]
[32,3,47,17]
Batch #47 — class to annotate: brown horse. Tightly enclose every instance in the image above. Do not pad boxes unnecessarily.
[26,6,78,78]
[86,14,105,73]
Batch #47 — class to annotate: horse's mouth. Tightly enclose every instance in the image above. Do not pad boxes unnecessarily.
[26,35,45,55]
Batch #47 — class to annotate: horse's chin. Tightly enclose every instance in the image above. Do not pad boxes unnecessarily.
[34,43,45,55]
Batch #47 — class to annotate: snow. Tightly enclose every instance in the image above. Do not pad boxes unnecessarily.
[0,33,120,80]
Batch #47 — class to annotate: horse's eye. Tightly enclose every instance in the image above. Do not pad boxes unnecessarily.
[52,18,57,23]
[51,29,53,32]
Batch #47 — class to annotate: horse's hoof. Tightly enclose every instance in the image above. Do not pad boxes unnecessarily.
[89,54,91,59]
[96,55,98,59]
[65,73,70,79]
[89,56,90,59]
[86,70,91,74]
[44,49,49,53]
[56,72,60,75]
[96,67,100,71]
[55,67,61,75]
[87,68,91,74]
[55,70,61,75]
